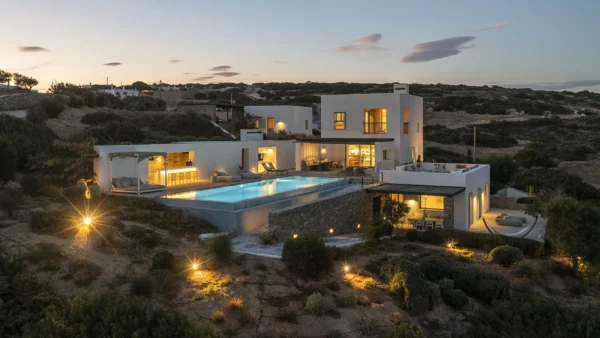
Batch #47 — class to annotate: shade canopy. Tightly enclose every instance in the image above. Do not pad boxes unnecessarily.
[109,152,167,162]
[368,184,465,197]
[294,137,394,144]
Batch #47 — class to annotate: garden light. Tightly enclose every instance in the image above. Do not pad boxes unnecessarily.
[83,217,92,226]
[293,234,298,239]
[329,228,334,234]
[192,263,199,270]
[344,265,350,272]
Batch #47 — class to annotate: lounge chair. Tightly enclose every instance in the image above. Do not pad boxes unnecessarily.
[343,166,366,176]
[111,177,165,194]
[238,170,262,179]
[211,171,241,182]
[261,162,288,176]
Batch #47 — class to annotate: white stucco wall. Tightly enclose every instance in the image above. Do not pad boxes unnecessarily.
[94,140,296,192]
[244,105,312,134]
[320,92,423,164]
[379,164,490,230]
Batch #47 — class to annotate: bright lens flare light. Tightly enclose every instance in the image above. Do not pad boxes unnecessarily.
[83,217,92,226]
[344,265,350,272]
[192,263,199,270]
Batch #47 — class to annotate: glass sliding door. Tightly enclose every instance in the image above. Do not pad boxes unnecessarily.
[346,144,375,167]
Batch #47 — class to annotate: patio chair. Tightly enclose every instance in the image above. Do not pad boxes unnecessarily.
[302,160,319,171]
[415,220,425,231]
[425,220,434,230]
[407,219,416,228]
[435,220,444,229]
[261,162,288,176]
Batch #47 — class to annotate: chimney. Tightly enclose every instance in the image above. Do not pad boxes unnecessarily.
[393,83,409,94]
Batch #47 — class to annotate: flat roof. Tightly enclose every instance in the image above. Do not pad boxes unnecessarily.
[295,137,394,144]
[367,184,465,197]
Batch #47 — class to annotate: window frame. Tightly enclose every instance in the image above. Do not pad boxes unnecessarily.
[334,112,346,130]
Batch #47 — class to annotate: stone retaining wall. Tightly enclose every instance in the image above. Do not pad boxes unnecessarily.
[0,93,42,111]
[268,188,371,240]
[490,196,519,210]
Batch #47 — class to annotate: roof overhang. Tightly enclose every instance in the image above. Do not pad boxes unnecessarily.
[109,151,167,162]
[294,138,394,144]
[367,184,465,197]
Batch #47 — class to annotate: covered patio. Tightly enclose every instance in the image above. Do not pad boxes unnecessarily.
[368,183,465,230]
[294,138,395,173]
[109,151,168,195]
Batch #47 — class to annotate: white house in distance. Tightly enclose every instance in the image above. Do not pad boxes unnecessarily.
[294,83,422,171]
[244,105,312,135]
[104,86,140,98]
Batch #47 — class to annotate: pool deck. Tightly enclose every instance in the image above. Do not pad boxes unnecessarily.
[115,170,378,198]
[232,232,365,259]
[468,208,546,242]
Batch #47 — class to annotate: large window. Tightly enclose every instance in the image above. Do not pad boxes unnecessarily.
[420,195,444,210]
[347,144,375,167]
[334,112,346,130]
[403,109,410,134]
[254,120,260,128]
[305,120,309,129]
[267,118,275,129]
[363,108,386,134]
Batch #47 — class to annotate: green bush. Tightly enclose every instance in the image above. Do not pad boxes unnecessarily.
[62,185,86,203]
[29,210,72,236]
[68,94,84,108]
[39,95,65,118]
[209,235,232,263]
[380,258,423,282]
[0,181,23,217]
[420,256,454,280]
[151,251,177,272]
[489,245,524,267]
[69,258,102,286]
[442,288,469,308]
[355,317,382,336]
[80,111,124,125]
[389,271,432,315]
[405,229,420,242]
[26,105,49,124]
[452,268,510,304]
[130,277,153,298]
[438,278,454,291]
[282,235,333,279]
[151,269,181,300]
[123,226,162,248]
[512,260,545,279]
[334,293,358,308]
[258,230,278,245]
[383,322,426,338]
[20,174,46,197]
[305,292,334,316]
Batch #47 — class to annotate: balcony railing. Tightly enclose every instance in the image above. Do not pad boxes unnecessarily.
[363,122,386,134]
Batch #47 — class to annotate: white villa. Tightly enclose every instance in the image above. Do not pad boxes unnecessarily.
[245,105,312,135]
[104,86,140,98]
[91,83,490,233]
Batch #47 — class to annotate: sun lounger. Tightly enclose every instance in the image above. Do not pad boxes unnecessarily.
[111,177,165,194]
[261,162,288,176]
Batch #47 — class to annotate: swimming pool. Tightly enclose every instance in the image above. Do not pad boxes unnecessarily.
[162,176,344,203]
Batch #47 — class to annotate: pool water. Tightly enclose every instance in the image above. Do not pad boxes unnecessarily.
[162,176,343,203]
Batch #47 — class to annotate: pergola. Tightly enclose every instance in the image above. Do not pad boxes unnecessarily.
[109,151,168,195]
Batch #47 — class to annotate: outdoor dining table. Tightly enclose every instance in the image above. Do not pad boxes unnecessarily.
[318,160,333,171]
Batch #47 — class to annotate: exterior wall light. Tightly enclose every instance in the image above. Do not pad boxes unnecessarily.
[293,234,298,239]
[329,228,334,234]
[321,146,327,154]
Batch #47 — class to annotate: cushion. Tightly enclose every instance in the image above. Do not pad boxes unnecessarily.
[218,171,228,176]
[120,178,131,187]
[112,178,122,188]
[129,178,138,186]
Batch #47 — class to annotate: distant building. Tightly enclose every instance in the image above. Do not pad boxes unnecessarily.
[104,86,139,98]
[245,105,312,135]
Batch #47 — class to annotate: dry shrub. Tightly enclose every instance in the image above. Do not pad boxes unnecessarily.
[335,293,358,308]
[210,310,225,323]
[227,297,244,311]
[151,269,181,299]
[305,292,334,316]
[362,277,377,289]
[275,306,297,323]
[69,258,102,286]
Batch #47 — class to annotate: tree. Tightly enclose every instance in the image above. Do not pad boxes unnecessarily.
[362,197,410,242]
[48,82,78,94]
[12,73,38,91]
[131,81,153,91]
[482,155,519,184]
[543,195,600,272]
[0,70,11,92]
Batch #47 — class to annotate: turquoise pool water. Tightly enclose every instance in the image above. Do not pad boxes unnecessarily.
[162,176,343,203]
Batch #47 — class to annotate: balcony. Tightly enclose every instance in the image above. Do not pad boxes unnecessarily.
[363,122,386,134]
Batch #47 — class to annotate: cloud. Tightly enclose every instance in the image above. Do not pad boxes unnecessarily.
[17,46,49,52]
[193,76,214,81]
[209,65,232,71]
[473,21,509,32]
[182,72,196,75]
[401,36,475,63]
[168,59,181,63]
[333,33,387,53]
[16,62,51,71]
[212,72,240,77]
[502,80,600,91]
[352,33,382,45]
[272,60,288,64]
[103,62,122,66]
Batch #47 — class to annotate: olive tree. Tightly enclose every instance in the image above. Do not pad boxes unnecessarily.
[0,70,11,91]
[12,73,38,91]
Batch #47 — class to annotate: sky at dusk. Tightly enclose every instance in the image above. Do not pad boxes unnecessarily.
[2,0,599,92]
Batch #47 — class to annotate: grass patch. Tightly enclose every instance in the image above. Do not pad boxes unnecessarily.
[227,297,244,312]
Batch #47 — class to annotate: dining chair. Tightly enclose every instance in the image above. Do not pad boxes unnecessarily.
[415,220,424,231]
[407,219,416,228]
[435,221,444,229]
[425,220,434,230]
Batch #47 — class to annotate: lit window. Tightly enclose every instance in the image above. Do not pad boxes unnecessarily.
[420,195,444,210]
[403,109,410,134]
[334,112,345,130]
[267,118,275,129]
[363,108,386,134]
[254,120,260,128]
